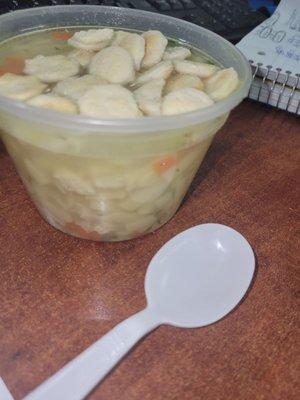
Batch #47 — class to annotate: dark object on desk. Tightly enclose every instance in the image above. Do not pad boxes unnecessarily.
[248,0,279,16]
[1,0,266,43]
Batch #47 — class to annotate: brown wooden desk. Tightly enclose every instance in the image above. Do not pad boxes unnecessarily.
[0,100,299,400]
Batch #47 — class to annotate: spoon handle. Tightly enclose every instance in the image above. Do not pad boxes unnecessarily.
[24,308,159,400]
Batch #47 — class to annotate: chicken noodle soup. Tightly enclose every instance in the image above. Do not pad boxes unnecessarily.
[0,27,239,116]
[0,26,238,241]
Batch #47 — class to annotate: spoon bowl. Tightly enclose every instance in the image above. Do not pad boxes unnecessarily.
[146,224,255,327]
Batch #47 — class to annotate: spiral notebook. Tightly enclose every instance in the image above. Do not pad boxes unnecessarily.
[237,0,300,115]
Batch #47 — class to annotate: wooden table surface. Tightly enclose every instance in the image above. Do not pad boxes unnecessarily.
[0,100,299,400]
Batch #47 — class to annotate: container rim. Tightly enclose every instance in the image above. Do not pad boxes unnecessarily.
[0,5,252,134]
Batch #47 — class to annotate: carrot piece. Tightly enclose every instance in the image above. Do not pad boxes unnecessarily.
[0,56,25,76]
[4,56,25,74]
[52,31,73,41]
[65,222,102,241]
[153,154,177,173]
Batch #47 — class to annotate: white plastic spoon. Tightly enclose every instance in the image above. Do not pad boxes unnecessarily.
[25,223,255,400]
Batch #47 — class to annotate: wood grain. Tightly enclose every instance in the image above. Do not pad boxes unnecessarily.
[0,100,299,400]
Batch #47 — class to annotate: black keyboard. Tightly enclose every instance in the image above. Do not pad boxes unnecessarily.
[0,0,267,43]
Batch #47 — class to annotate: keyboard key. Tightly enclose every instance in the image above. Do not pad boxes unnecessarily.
[181,0,196,8]
[150,1,171,11]
[226,11,260,29]
[127,0,156,11]
[7,0,17,7]
[0,4,10,13]
[41,0,55,5]
[50,0,68,4]
[30,0,53,5]
[17,0,35,8]
[168,0,184,10]
[185,9,226,32]
[115,1,133,7]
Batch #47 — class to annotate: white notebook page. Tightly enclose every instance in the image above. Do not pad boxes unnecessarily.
[237,0,300,87]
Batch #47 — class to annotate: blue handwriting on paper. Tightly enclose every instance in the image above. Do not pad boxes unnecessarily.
[288,9,300,32]
[256,11,287,42]
[287,34,300,48]
[275,45,300,61]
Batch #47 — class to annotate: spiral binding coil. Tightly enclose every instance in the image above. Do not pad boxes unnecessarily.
[249,61,300,115]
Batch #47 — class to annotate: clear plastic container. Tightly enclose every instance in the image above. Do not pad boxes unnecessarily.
[0,6,251,241]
